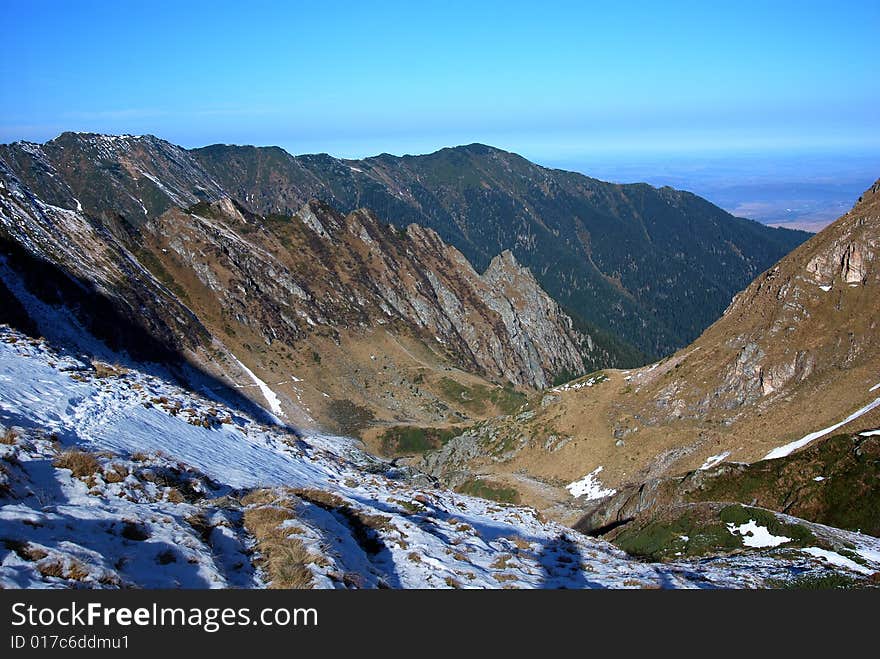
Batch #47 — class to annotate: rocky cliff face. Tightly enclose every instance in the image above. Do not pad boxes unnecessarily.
[144,197,587,390]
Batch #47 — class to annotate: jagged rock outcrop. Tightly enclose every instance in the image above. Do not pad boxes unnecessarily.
[145,197,587,389]
[0,148,595,430]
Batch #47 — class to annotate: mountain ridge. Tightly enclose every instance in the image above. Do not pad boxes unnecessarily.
[0,132,810,361]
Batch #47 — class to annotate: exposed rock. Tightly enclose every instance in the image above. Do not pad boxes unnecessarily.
[145,198,588,389]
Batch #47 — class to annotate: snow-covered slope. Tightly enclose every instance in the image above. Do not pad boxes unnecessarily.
[2,326,879,589]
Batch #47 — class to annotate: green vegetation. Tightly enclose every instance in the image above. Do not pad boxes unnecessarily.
[133,247,191,304]
[455,478,520,504]
[437,378,526,415]
[613,504,815,562]
[326,399,375,437]
[768,573,864,590]
[689,434,880,536]
[613,511,741,561]
[378,425,463,456]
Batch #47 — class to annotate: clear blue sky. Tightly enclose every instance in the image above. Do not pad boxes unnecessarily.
[1,0,878,159]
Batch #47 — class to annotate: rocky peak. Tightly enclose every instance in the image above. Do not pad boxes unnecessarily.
[0,132,224,229]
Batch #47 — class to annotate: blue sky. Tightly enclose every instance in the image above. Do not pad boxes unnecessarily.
[1,0,878,160]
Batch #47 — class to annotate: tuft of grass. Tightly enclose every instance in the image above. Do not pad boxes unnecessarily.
[54,450,100,478]
[1,428,18,445]
[243,499,324,589]
[455,478,520,504]
[37,558,91,582]
[378,425,463,456]
[102,464,129,483]
[91,361,129,379]
[445,576,462,588]
[437,378,526,415]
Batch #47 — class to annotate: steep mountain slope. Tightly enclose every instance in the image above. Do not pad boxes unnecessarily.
[3,326,878,589]
[0,151,595,433]
[0,158,288,428]
[191,142,809,358]
[137,195,594,430]
[612,177,880,468]
[412,179,880,523]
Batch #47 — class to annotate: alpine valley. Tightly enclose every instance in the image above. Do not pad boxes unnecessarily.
[1,132,877,590]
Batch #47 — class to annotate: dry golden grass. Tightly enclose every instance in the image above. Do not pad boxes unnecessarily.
[241,488,281,507]
[103,464,129,483]
[508,536,532,551]
[91,361,128,379]
[37,558,91,581]
[54,450,100,478]
[244,490,330,589]
[5,541,48,562]
[164,488,186,503]
[1,428,18,445]
[291,487,346,509]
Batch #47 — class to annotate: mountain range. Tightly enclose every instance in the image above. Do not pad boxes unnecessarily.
[1,132,877,589]
[1,132,809,362]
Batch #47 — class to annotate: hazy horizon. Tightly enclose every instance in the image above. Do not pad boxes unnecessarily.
[6,127,875,231]
[3,1,878,152]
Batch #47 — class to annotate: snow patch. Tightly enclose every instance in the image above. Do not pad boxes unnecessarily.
[859,429,880,437]
[229,356,284,419]
[552,374,607,393]
[566,467,616,500]
[727,521,792,548]
[764,397,880,459]
[699,451,730,470]
[802,547,873,575]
